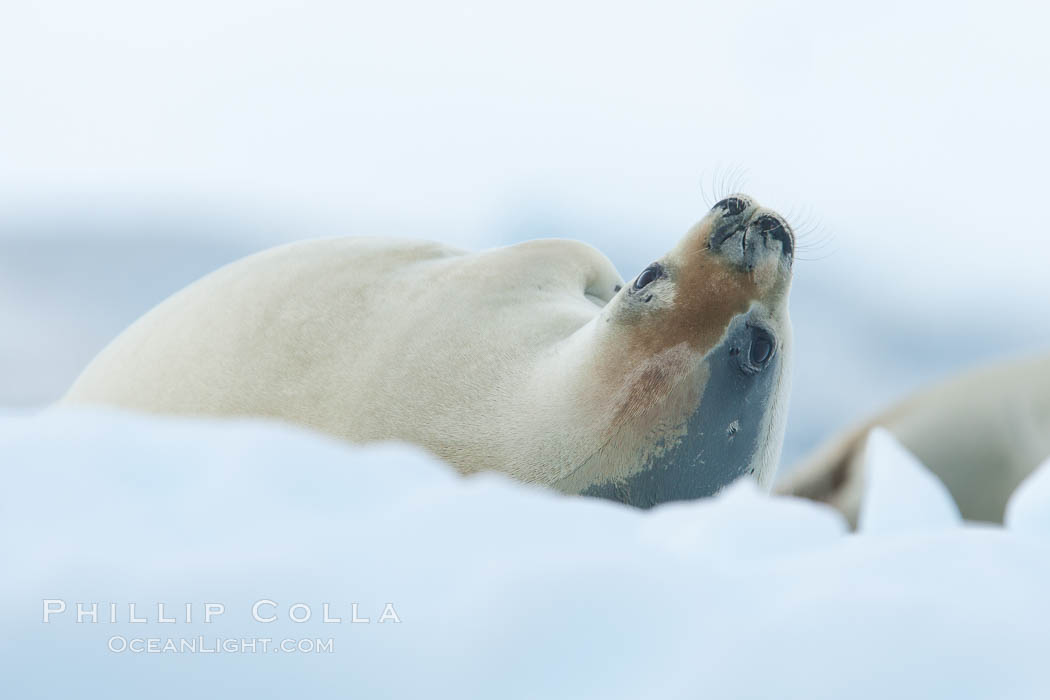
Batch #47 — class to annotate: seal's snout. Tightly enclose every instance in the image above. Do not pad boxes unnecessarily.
[707,196,794,271]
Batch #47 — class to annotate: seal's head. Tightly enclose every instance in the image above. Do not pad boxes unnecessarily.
[555,194,794,507]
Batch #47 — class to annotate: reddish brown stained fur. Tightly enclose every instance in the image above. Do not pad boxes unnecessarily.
[607,218,766,436]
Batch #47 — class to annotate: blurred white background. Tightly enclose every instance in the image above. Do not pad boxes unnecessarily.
[2,0,1048,467]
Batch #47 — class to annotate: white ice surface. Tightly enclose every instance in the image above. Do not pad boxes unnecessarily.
[2,409,1049,699]
[1005,454,1050,535]
[858,427,962,535]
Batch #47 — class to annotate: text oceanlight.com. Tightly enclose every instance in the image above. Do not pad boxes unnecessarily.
[107,636,335,654]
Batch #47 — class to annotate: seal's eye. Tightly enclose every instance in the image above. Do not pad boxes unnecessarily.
[714,197,748,216]
[749,332,774,366]
[633,263,662,290]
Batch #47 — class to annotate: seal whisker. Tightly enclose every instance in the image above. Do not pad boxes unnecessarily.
[775,200,836,261]
[698,172,714,208]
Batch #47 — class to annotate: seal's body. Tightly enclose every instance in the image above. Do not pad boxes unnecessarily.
[66,196,795,507]
[778,353,1050,523]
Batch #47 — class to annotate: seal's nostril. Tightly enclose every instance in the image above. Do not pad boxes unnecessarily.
[714,197,748,216]
[755,215,779,232]
[753,215,794,258]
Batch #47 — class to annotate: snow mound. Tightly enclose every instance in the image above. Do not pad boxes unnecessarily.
[858,427,962,534]
[2,409,1050,699]
[1005,454,1050,534]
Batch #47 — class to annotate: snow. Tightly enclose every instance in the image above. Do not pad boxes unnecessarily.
[1005,454,1050,535]
[858,427,962,535]
[2,409,1049,698]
